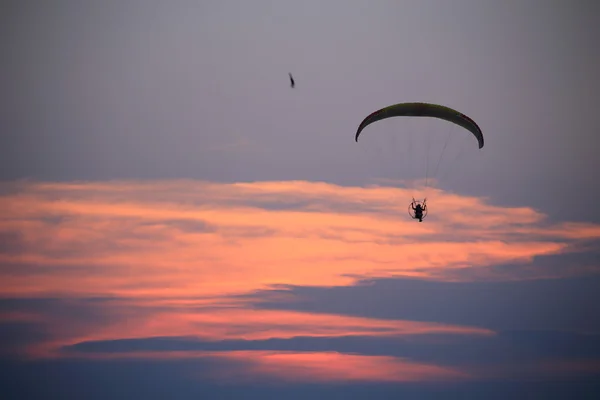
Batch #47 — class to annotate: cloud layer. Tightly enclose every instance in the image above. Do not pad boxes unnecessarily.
[1,179,600,385]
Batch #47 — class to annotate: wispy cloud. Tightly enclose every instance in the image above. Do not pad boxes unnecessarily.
[213,351,469,383]
[2,179,598,298]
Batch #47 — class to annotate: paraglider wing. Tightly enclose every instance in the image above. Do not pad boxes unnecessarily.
[354,102,484,149]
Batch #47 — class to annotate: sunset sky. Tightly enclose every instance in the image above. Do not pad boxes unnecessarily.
[2,1,600,399]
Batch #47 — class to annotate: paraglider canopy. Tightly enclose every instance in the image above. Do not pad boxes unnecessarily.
[355,102,484,149]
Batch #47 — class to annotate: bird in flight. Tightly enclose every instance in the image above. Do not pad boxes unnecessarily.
[289,73,295,88]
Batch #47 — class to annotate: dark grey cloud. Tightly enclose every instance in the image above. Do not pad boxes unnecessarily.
[62,330,600,369]
[0,321,52,357]
[0,297,153,355]
[430,242,600,281]
[245,274,600,332]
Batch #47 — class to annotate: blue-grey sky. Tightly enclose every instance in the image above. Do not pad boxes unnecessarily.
[3,0,599,213]
[2,1,600,399]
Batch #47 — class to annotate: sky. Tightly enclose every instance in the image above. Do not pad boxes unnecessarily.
[1,0,600,399]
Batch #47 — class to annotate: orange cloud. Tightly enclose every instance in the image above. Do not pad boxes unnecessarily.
[1,179,598,299]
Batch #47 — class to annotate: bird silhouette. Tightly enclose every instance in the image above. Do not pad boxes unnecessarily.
[289,73,295,88]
